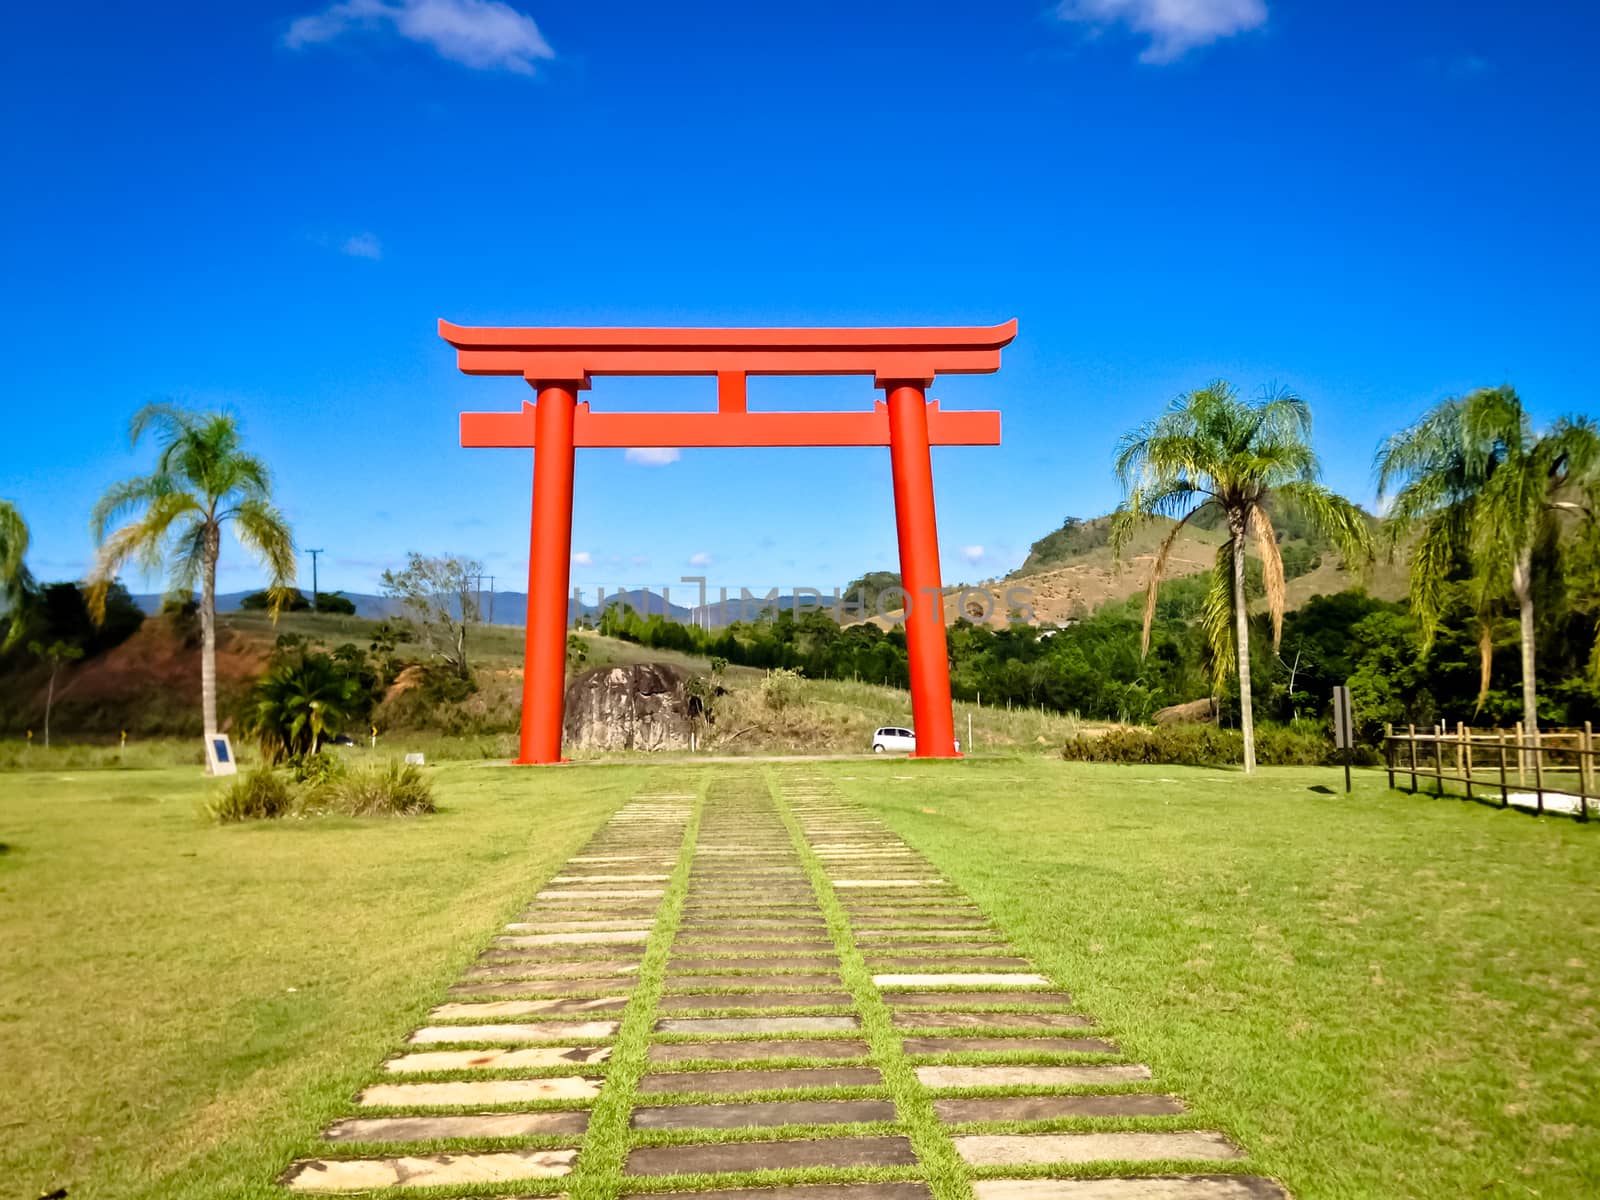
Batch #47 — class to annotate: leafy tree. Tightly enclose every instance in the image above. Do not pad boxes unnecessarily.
[315,590,356,615]
[243,650,359,763]
[566,633,589,673]
[88,404,296,744]
[0,500,34,649]
[1377,386,1600,730]
[241,587,310,611]
[27,638,83,747]
[841,570,903,616]
[1112,383,1373,772]
[379,553,481,680]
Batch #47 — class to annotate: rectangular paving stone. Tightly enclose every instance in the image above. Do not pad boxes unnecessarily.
[449,979,638,998]
[384,1045,611,1072]
[667,974,843,989]
[672,955,838,970]
[657,992,853,1011]
[505,920,656,932]
[831,879,941,888]
[874,973,1050,988]
[887,992,1071,1008]
[465,960,641,980]
[902,1036,1117,1055]
[953,1131,1243,1166]
[935,1094,1186,1122]
[672,940,836,952]
[972,1179,1289,1200]
[648,1039,871,1063]
[498,930,651,946]
[410,1021,619,1044]
[322,1110,590,1142]
[638,1066,882,1094]
[633,1099,897,1128]
[551,873,671,882]
[859,929,998,940]
[283,1149,576,1191]
[570,855,675,863]
[357,1077,602,1106]
[657,1015,861,1034]
[629,1183,931,1200]
[627,1135,916,1176]
[916,1064,1154,1088]
[430,997,628,1019]
[870,956,1032,970]
[892,1011,1092,1031]
[537,888,665,899]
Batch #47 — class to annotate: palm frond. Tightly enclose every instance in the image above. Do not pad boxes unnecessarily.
[1139,502,1211,657]
[1201,539,1238,691]
[1250,504,1287,651]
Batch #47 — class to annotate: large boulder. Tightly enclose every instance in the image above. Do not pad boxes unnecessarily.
[563,663,690,752]
[1153,696,1218,726]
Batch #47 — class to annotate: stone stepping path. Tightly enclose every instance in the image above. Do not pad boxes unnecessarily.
[277,776,1290,1197]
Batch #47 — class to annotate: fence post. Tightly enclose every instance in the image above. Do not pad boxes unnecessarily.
[1408,723,1418,793]
[1497,728,1509,807]
[1433,730,1445,797]
[1532,725,1544,815]
[1515,720,1526,785]
[1459,721,1472,801]
[1583,721,1594,822]
[1385,722,1394,790]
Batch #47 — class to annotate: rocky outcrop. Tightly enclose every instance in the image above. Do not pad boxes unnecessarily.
[563,663,690,752]
[1153,697,1218,726]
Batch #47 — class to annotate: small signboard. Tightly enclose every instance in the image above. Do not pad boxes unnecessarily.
[1332,685,1354,792]
[206,733,238,777]
[404,752,425,766]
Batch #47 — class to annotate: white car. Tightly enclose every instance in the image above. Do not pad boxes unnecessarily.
[872,726,961,754]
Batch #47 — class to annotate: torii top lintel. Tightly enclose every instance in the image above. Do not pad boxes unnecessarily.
[444,318,1015,450]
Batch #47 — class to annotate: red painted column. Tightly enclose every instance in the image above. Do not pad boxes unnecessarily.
[519,383,578,764]
[885,383,959,758]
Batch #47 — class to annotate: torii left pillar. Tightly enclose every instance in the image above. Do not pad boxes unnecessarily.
[521,381,579,764]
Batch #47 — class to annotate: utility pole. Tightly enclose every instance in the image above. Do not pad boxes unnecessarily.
[307,548,323,611]
[488,576,495,624]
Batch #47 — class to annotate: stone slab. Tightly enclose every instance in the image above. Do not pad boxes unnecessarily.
[887,992,1071,1008]
[858,929,997,940]
[672,940,836,952]
[638,1066,882,1094]
[657,992,852,1011]
[972,1179,1289,1200]
[626,1135,916,1176]
[831,880,941,888]
[321,1110,590,1142]
[449,979,638,998]
[465,960,641,980]
[935,1094,1186,1122]
[953,1131,1243,1166]
[916,1064,1153,1087]
[498,930,651,946]
[409,1021,619,1044]
[630,1184,930,1200]
[875,973,1050,988]
[537,888,665,899]
[667,974,842,989]
[902,1036,1117,1055]
[283,1149,576,1191]
[870,957,1032,970]
[672,956,838,970]
[657,1015,860,1034]
[505,920,656,932]
[892,1011,1091,1031]
[551,873,671,882]
[384,1046,610,1072]
[357,1077,602,1106]
[430,997,628,1019]
[633,1098,897,1128]
[648,1039,871,1063]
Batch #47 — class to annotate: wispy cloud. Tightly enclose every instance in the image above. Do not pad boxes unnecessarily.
[961,545,986,565]
[571,550,593,566]
[1056,0,1267,64]
[286,0,555,75]
[630,555,650,567]
[624,447,681,467]
[341,231,382,259]
[688,551,713,568]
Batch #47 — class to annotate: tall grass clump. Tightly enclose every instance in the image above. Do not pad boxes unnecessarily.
[318,760,436,816]
[208,769,294,822]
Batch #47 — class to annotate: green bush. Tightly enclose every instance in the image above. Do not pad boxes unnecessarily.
[761,668,804,712]
[291,749,345,786]
[1059,722,1374,767]
[208,769,295,822]
[316,760,435,817]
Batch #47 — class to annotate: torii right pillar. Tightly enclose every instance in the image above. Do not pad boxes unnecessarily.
[884,380,958,757]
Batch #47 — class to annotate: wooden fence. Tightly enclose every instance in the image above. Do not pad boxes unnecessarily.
[1383,722,1597,820]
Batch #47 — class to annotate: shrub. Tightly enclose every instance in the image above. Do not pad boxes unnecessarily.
[292,748,345,786]
[208,769,295,822]
[317,760,435,817]
[760,668,804,712]
[1059,722,1372,767]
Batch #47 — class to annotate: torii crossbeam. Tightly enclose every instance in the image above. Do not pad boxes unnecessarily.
[443,319,1016,764]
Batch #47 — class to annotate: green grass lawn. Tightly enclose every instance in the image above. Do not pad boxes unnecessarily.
[823,759,1600,1199]
[0,760,649,1200]
[4,757,1597,1199]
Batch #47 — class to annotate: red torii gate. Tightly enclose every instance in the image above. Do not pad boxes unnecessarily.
[442,319,1016,764]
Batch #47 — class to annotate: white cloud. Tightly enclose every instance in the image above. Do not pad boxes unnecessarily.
[624,447,681,467]
[688,552,713,567]
[1056,0,1267,63]
[287,0,555,75]
[961,545,986,564]
[341,232,382,259]
[571,550,593,566]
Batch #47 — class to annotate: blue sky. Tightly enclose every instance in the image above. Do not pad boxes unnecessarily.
[3,1,1597,600]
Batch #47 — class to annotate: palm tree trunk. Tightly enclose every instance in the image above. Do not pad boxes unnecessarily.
[44,661,56,749]
[201,525,220,748]
[1513,547,1537,767]
[1231,518,1256,774]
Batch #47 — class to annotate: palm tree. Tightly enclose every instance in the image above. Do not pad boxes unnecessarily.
[1113,382,1373,773]
[89,404,296,744]
[243,651,358,763]
[0,500,33,649]
[1376,386,1599,733]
